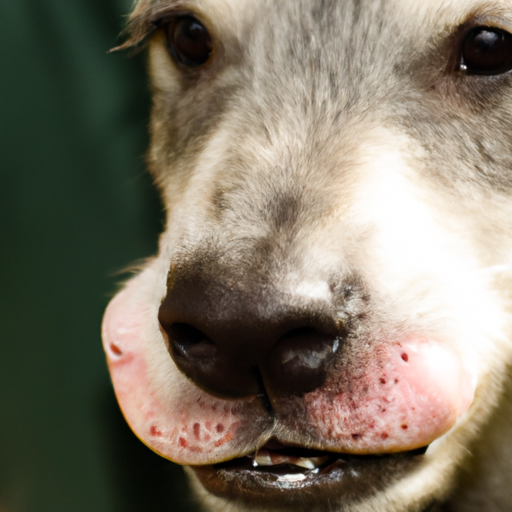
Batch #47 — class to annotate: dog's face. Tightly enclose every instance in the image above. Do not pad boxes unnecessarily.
[102,1,512,510]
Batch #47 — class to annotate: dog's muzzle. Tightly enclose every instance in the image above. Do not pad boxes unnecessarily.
[103,255,477,469]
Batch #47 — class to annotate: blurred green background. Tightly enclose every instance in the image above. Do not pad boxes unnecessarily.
[0,1,194,511]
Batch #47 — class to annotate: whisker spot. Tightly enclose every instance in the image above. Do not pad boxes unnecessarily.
[110,343,123,356]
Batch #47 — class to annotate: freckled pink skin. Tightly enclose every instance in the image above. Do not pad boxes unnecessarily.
[102,275,476,463]
[102,285,266,466]
[303,341,476,454]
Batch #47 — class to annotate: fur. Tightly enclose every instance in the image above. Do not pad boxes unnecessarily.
[103,1,512,510]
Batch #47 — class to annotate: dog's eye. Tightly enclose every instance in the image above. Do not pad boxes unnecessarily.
[165,16,212,67]
[461,27,512,75]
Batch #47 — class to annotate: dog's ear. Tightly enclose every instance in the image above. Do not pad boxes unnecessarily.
[110,0,172,53]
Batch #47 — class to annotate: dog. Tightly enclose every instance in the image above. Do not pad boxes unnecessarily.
[102,1,512,510]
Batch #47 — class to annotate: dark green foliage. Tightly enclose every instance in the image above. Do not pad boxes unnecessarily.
[0,1,192,511]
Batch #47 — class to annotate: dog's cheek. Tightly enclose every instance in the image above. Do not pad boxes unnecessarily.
[303,340,477,454]
[102,277,269,465]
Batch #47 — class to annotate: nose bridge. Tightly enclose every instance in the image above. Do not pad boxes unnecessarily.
[210,80,376,250]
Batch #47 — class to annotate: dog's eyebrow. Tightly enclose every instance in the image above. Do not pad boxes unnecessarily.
[111,0,191,52]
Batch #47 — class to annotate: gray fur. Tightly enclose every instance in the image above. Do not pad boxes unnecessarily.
[107,0,512,510]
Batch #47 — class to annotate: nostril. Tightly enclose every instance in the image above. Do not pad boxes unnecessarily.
[265,327,340,395]
[164,322,216,360]
[280,327,319,341]
[160,320,260,399]
[278,328,331,369]
[168,322,211,347]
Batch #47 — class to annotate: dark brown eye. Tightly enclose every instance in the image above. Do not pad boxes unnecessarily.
[461,26,512,75]
[166,16,212,67]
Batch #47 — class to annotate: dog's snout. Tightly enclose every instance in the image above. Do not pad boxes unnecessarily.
[158,267,342,400]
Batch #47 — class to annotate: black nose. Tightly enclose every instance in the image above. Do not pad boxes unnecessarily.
[158,266,343,399]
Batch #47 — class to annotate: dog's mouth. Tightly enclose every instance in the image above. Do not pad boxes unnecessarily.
[216,440,343,475]
[192,439,428,507]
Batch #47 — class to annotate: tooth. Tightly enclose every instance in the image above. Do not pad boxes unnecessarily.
[295,458,316,469]
[254,450,274,466]
[295,456,329,469]
[253,450,330,469]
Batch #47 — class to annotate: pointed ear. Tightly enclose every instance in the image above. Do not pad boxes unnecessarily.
[110,0,172,53]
